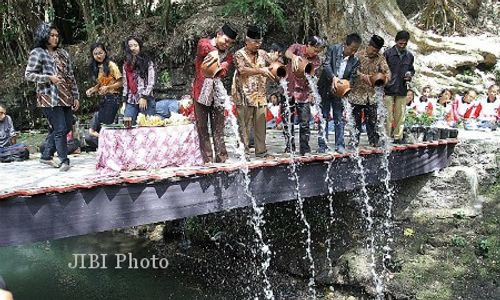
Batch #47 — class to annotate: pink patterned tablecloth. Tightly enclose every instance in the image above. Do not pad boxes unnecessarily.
[96,124,203,174]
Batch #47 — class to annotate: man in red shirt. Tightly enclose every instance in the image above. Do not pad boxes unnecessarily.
[284,36,325,155]
[192,24,238,163]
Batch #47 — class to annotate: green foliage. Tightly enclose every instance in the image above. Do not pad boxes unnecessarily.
[405,110,436,126]
[79,80,100,116]
[0,3,7,14]
[451,235,467,247]
[17,131,47,153]
[46,5,56,22]
[168,1,199,27]
[476,238,496,258]
[223,0,286,29]
[405,111,417,126]
[158,70,172,87]
[488,180,500,196]
[462,69,474,77]
[1,1,33,65]
[80,97,99,116]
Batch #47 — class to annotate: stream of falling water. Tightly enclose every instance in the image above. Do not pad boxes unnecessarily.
[279,78,317,299]
[305,75,337,282]
[305,74,327,146]
[374,86,396,288]
[204,79,274,299]
[324,159,336,278]
[343,97,385,298]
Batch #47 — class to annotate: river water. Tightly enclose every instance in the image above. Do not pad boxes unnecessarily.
[0,231,221,300]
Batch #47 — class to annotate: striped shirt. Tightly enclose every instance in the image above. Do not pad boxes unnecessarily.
[25,47,79,107]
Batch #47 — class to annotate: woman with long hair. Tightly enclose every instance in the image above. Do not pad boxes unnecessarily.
[122,36,156,124]
[86,42,122,124]
[25,22,79,171]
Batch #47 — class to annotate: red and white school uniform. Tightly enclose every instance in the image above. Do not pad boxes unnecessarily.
[455,98,482,120]
[479,96,500,122]
[415,98,435,116]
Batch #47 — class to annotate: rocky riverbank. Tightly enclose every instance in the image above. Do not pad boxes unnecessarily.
[383,130,499,300]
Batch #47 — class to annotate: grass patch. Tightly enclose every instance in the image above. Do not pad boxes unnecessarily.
[393,190,499,299]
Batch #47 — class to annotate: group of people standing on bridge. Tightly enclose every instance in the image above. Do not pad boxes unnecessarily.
[18,22,415,168]
[23,23,157,170]
[0,19,492,171]
[190,24,414,163]
[11,21,496,170]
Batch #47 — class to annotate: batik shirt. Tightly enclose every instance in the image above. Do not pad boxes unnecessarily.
[232,48,270,107]
[192,38,233,102]
[285,44,321,103]
[122,61,155,105]
[350,48,391,105]
[25,47,79,107]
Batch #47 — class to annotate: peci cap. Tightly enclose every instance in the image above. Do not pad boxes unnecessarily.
[246,25,262,40]
[369,34,384,49]
[221,23,238,40]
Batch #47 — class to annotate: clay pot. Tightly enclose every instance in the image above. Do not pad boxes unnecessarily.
[201,51,222,78]
[370,72,387,86]
[293,58,314,78]
[332,79,351,97]
[268,61,287,80]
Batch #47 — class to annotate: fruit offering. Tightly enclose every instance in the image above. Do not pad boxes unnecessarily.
[136,113,164,127]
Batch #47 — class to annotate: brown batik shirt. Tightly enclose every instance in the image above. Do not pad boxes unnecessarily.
[350,48,391,106]
[232,48,270,107]
[25,47,79,107]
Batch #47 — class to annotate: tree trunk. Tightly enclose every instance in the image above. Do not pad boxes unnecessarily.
[106,0,121,23]
[75,0,94,39]
[160,0,171,34]
[2,0,32,64]
[310,0,499,92]
[311,0,410,43]
[310,0,469,47]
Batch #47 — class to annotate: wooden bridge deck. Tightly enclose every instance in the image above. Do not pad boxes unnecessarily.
[0,129,458,246]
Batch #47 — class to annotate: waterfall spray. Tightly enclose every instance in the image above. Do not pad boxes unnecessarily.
[344,96,385,298]
[279,78,317,298]
[210,79,275,299]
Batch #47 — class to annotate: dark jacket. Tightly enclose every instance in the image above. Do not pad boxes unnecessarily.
[383,46,415,96]
[318,44,360,101]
